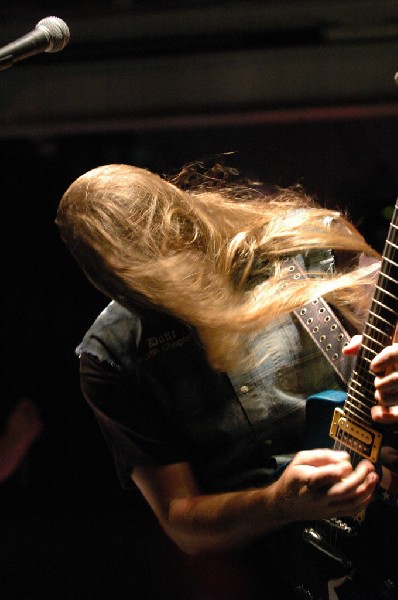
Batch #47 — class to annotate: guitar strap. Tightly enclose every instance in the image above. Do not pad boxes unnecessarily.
[285,257,355,386]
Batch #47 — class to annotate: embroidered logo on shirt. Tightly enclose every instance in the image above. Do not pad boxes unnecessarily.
[142,329,192,360]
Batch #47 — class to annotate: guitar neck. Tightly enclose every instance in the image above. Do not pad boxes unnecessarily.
[336,203,398,460]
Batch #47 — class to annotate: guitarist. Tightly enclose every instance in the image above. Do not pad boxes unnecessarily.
[56,162,398,599]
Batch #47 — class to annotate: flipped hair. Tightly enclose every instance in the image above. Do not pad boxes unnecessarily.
[56,163,379,370]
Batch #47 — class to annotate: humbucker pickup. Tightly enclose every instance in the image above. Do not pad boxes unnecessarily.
[329,408,382,462]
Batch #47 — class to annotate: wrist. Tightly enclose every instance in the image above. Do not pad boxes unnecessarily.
[259,480,293,531]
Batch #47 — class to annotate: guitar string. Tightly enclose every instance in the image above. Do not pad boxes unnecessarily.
[326,207,398,552]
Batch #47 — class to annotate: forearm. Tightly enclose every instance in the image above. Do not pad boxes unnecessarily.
[133,450,376,557]
[133,462,289,555]
[164,482,286,555]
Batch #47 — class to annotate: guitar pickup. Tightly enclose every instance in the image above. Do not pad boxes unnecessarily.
[329,408,382,462]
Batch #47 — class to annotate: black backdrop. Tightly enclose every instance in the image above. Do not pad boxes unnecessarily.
[1,113,398,598]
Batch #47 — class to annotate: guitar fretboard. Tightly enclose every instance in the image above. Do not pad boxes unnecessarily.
[336,203,398,465]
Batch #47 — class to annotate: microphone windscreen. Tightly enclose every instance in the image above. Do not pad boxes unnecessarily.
[36,17,70,53]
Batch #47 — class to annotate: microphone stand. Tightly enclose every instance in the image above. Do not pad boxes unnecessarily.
[0,55,14,73]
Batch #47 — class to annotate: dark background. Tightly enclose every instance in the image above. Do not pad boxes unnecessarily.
[0,2,398,598]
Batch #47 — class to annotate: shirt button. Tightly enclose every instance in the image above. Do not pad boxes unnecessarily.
[240,385,249,394]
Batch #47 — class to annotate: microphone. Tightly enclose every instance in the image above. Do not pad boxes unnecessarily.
[0,16,70,72]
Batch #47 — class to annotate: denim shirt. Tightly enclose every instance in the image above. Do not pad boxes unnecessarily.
[77,252,345,493]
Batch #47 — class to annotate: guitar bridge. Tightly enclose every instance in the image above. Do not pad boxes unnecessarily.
[325,517,358,536]
[303,527,353,569]
[329,408,382,462]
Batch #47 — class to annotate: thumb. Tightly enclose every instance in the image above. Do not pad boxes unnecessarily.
[342,334,362,355]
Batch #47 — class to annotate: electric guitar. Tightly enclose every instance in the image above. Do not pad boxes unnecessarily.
[268,203,398,599]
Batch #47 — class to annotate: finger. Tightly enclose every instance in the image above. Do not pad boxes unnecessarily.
[374,391,398,408]
[331,472,378,509]
[293,449,350,468]
[342,335,362,356]
[307,461,353,492]
[374,371,398,397]
[371,344,398,373]
[328,461,376,498]
[330,488,375,516]
[371,404,398,423]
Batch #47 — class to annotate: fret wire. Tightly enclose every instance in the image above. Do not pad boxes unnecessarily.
[376,282,398,303]
[353,379,376,396]
[382,255,398,269]
[380,251,398,265]
[347,381,375,405]
[361,334,386,350]
[375,282,398,302]
[344,404,372,425]
[372,298,397,315]
[378,271,397,298]
[347,387,374,408]
[384,231,398,246]
[366,325,395,340]
[347,388,374,409]
[388,221,397,233]
[357,354,372,367]
[386,239,398,251]
[367,309,394,328]
[350,379,374,396]
[348,379,375,406]
[371,289,398,312]
[368,297,398,315]
[383,252,398,265]
[353,367,375,391]
[350,371,374,389]
[379,265,398,279]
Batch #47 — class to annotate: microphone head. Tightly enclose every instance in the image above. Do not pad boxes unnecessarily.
[36,16,70,53]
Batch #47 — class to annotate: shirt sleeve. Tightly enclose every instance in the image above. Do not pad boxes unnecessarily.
[79,351,188,488]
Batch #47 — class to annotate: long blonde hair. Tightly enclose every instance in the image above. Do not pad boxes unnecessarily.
[56,163,379,370]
